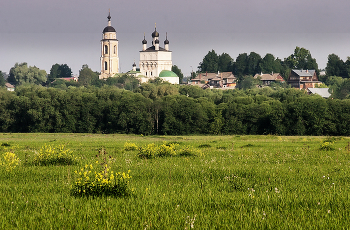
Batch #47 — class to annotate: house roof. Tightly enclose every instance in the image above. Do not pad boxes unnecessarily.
[5,83,14,88]
[58,77,77,81]
[254,73,284,81]
[192,72,235,81]
[307,88,331,98]
[292,69,315,77]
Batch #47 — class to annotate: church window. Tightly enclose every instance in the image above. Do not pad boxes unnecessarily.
[114,45,116,54]
[151,72,153,76]
[104,45,108,54]
[105,62,108,70]
[146,72,147,76]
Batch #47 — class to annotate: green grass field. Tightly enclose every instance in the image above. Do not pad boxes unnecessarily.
[1,133,350,229]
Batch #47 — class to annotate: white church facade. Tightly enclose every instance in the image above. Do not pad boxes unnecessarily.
[99,13,178,84]
[137,27,178,84]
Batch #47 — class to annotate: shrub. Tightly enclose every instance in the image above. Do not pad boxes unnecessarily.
[124,142,138,151]
[320,142,334,151]
[33,144,76,166]
[71,163,131,197]
[137,142,202,158]
[0,152,20,171]
[157,143,177,157]
[137,143,158,159]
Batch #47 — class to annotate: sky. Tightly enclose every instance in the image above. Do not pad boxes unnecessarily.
[1,0,350,77]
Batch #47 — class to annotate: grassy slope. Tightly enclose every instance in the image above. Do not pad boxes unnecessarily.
[0,133,350,229]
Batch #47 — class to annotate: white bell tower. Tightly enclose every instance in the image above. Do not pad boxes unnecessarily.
[99,11,119,79]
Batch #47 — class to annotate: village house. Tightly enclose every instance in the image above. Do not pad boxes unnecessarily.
[287,69,321,89]
[5,83,15,91]
[190,72,236,89]
[58,76,78,82]
[254,73,285,86]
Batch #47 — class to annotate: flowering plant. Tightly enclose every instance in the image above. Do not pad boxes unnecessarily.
[124,142,138,151]
[33,144,75,166]
[320,142,334,151]
[137,142,202,158]
[0,152,20,171]
[71,162,131,197]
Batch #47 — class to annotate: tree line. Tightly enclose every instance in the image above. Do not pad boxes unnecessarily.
[0,84,349,135]
[197,47,350,80]
[198,47,318,81]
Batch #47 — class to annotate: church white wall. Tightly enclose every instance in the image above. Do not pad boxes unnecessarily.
[160,77,179,84]
[139,50,172,78]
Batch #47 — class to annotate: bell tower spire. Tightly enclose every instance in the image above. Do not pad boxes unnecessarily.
[107,9,111,26]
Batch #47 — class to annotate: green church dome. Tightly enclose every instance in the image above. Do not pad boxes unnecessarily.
[159,70,178,78]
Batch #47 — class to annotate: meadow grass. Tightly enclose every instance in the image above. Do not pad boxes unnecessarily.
[0,133,350,229]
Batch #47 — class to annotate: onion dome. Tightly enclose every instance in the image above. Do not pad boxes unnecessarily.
[152,27,159,38]
[142,33,147,44]
[155,39,159,44]
[164,32,169,44]
[132,62,136,67]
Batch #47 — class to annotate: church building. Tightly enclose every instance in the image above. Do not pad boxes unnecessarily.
[137,26,178,84]
[99,12,119,79]
[98,12,179,84]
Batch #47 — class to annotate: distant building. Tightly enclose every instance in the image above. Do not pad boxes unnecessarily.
[99,12,119,79]
[98,12,178,84]
[5,83,15,91]
[137,26,178,84]
[307,88,331,98]
[126,62,141,77]
[57,76,78,82]
[254,73,285,86]
[191,72,236,89]
[287,69,321,89]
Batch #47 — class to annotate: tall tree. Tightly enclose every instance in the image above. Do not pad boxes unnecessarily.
[246,52,262,75]
[259,53,275,74]
[325,54,347,77]
[345,57,350,78]
[0,71,5,86]
[78,65,98,87]
[218,53,233,72]
[8,63,47,86]
[48,63,73,83]
[259,53,283,74]
[48,64,60,82]
[59,64,72,78]
[285,47,318,70]
[233,53,248,80]
[171,65,184,83]
[198,49,219,72]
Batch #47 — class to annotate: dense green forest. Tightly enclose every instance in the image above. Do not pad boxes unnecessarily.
[1,47,350,136]
[0,84,349,135]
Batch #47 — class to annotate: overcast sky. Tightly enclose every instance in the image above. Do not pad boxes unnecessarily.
[1,0,350,76]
